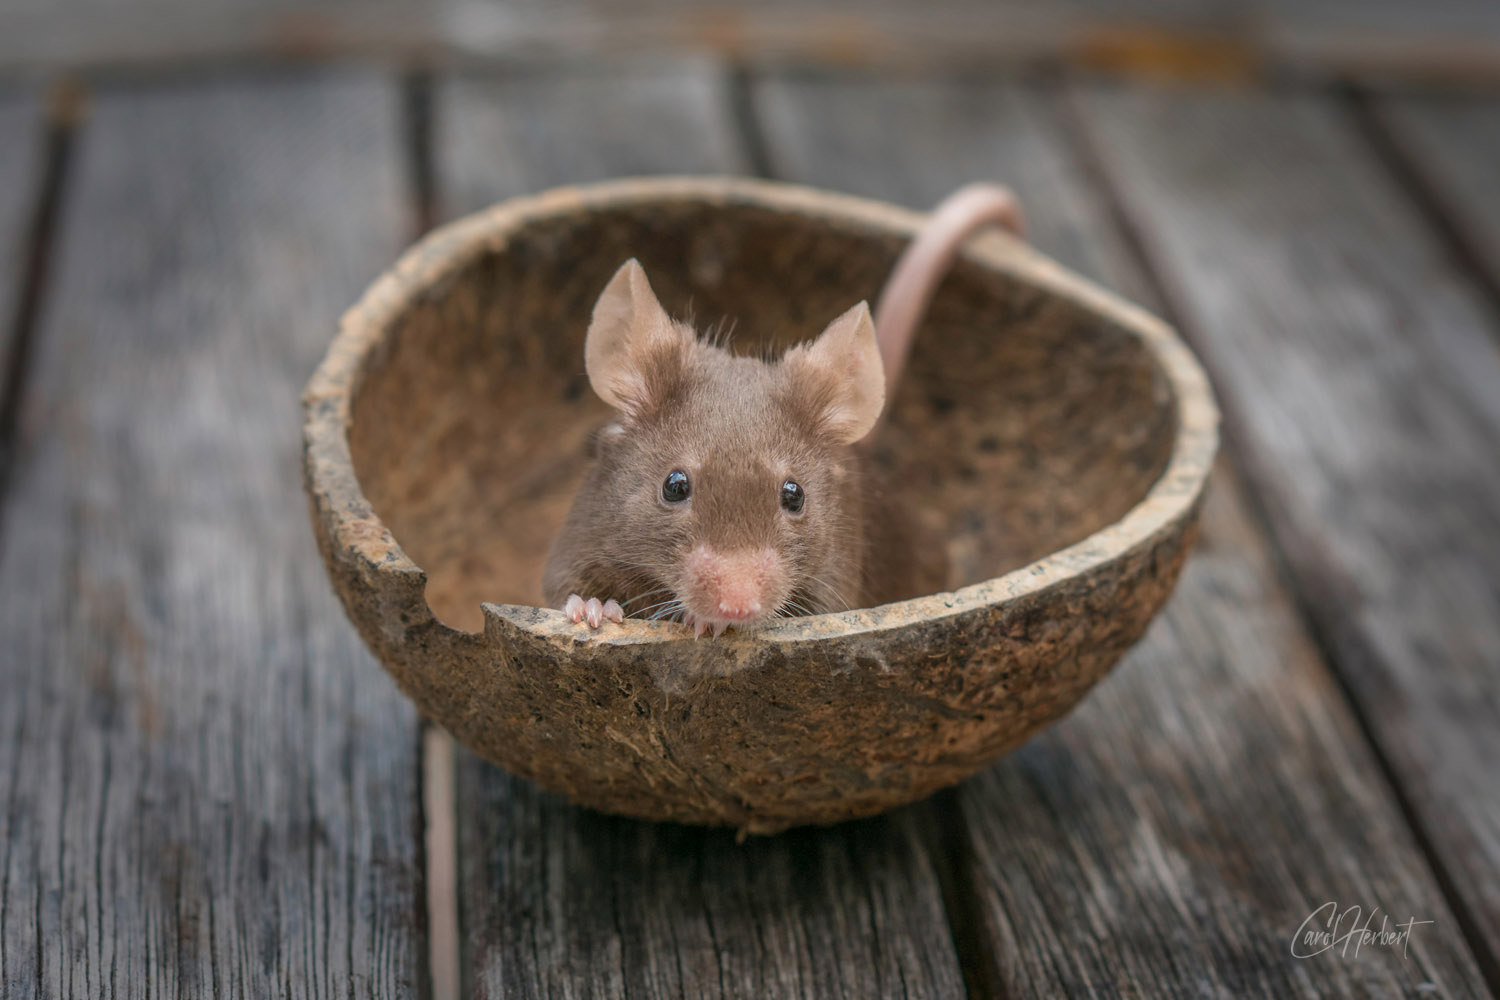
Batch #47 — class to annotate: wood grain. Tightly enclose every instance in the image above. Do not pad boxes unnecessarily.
[1076,80,1500,988]
[435,60,969,998]
[0,72,426,997]
[753,72,1492,996]
[1368,91,1500,303]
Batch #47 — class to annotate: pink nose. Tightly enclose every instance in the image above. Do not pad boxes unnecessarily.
[685,545,778,620]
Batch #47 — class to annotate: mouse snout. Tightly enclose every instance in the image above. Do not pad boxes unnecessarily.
[683,544,782,622]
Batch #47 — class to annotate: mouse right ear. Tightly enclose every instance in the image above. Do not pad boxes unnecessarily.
[782,300,886,445]
[585,259,692,418]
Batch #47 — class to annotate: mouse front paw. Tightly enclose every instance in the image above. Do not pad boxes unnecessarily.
[563,594,624,628]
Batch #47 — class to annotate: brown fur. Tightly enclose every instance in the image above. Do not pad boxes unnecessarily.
[543,261,942,623]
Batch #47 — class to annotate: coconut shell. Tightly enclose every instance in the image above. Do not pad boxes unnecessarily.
[301,177,1219,834]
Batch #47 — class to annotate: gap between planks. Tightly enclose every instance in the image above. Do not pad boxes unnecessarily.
[423,726,461,1000]
[1341,83,1500,340]
[403,64,464,1000]
[0,79,80,539]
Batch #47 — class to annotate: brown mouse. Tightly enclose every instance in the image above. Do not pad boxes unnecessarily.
[543,184,1024,634]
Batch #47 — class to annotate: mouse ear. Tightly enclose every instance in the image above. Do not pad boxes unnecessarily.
[782,300,885,444]
[585,259,692,418]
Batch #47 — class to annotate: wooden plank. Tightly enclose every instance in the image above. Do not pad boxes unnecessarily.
[459,781,967,999]
[753,72,1492,996]
[1368,91,1500,301]
[1075,80,1500,987]
[0,90,43,392]
[436,60,968,999]
[0,71,426,998]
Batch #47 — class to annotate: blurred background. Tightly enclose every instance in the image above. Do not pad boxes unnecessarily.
[2,2,1498,999]
[5,0,1500,81]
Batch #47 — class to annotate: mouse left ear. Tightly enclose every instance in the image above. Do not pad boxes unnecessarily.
[782,301,886,444]
[585,259,693,419]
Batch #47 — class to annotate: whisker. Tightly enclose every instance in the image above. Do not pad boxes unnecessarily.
[620,587,673,610]
[803,576,854,612]
[635,597,684,618]
[773,594,819,619]
[593,558,665,574]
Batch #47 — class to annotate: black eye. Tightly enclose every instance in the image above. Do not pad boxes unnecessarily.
[780,479,805,514]
[662,470,691,504]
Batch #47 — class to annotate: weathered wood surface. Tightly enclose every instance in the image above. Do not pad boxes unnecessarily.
[0,91,42,407]
[437,60,968,998]
[1368,92,1500,302]
[6,0,1500,82]
[752,72,1492,996]
[436,61,746,222]
[0,72,426,997]
[1077,81,1500,987]
[3,53,1496,1000]
[459,783,967,999]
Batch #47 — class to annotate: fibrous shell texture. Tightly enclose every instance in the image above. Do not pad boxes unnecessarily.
[302,177,1219,833]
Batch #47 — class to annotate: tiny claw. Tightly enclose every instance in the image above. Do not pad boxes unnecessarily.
[565,594,622,629]
[693,618,707,639]
[712,621,728,638]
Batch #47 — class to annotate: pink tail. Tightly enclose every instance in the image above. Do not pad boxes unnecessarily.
[873,184,1027,417]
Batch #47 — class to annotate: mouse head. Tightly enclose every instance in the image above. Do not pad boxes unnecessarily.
[583,258,885,634]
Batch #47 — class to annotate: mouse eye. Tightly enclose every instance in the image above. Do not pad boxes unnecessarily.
[661,470,691,504]
[780,479,805,514]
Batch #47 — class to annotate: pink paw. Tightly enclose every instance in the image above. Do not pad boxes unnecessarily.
[563,594,624,629]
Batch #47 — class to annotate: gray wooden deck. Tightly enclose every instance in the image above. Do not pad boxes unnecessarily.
[1,16,1499,999]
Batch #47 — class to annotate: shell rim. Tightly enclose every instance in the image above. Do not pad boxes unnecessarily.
[301,175,1220,647]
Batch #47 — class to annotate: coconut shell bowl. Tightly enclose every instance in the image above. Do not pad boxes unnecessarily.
[302,177,1219,835]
